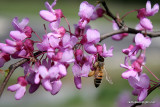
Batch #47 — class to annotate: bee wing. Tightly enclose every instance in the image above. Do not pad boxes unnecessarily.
[103,67,113,84]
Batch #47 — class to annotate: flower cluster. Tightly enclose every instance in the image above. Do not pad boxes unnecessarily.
[120,1,159,102]
[0,0,113,100]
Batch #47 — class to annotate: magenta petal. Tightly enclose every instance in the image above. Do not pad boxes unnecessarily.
[51,80,62,95]
[8,84,21,92]
[74,77,82,89]
[138,74,150,89]
[47,48,55,58]
[0,58,6,67]
[61,49,74,63]
[81,63,90,77]
[138,89,148,101]
[38,66,48,79]
[45,2,53,12]
[42,79,52,91]
[48,35,60,48]
[151,4,159,16]
[58,64,67,77]
[62,33,70,46]
[18,18,29,30]
[146,1,151,13]
[35,73,40,84]
[78,1,94,19]
[37,36,50,51]
[48,66,59,79]
[49,19,60,32]
[128,76,139,88]
[101,44,113,57]
[2,46,16,54]
[10,31,27,41]
[121,70,137,79]
[112,34,123,41]
[140,18,153,30]
[135,33,151,49]
[72,63,81,77]
[70,36,78,47]
[12,17,29,31]
[40,10,57,22]
[132,89,141,96]
[112,21,119,30]
[135,23,144,30]
[5,39,16,46]
[84,43,97,54]
[29,84,40,94]
[15,86,26,100]
[86,29,100,43]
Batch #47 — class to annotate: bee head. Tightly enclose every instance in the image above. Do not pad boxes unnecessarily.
[98,54,104,62]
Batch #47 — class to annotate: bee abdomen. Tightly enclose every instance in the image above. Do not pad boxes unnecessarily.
[94,78,102,88]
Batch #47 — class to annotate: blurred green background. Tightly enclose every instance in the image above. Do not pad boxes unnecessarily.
[0,0,160,107]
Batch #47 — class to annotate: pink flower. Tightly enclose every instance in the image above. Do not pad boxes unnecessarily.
[72,62,90,89]
[122,45,134,55]
[38,63,66,93]
[10,17,32,41]
[8,76,27,100]
[135,33,151,50]
[49,19,66,38]
[140,18,153,30]
[78,1,95,29]
[78,1,94,19]
[98,44,114,58]
[90,4,105,20]
[0,52,10,67]
[146,1,159,17]
[128,73,150,101]
[39,0,63,22]
[137,1,159,19]
[120,57,138,79]
[82,29,100,54]
[112,21,128,40]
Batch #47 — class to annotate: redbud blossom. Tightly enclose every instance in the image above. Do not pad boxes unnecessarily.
[8,76,27,100]
[128,73,150,101]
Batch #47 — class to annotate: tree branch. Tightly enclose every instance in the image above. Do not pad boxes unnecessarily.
[0,51,42,98]
[100,27,160,42]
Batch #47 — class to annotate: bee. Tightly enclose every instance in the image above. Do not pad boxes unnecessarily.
[88,54,113,88]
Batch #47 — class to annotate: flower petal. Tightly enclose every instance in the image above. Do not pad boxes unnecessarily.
[1,46,16,54]
[58,64,67,77]
[84,43,97,54]
[40,10,57,22]
[140,18,153,30]
[38,66,48,79]
[10,31,27,41]
[29,84,40,94]
[121,70,138,79]
[138,73,150,89]
[51,80,62,95]
[81,63,90,77]
[42,79,52,91]
[15,86,26,100]
[8,84,21,92]
[74,77,82,89]
[72,63,81,77]
[86,29,100,43]
[138,89,148,101]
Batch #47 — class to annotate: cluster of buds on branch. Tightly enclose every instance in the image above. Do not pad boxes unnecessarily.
[0,0,160,107]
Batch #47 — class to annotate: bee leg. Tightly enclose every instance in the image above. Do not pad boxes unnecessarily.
[88,71,95,77]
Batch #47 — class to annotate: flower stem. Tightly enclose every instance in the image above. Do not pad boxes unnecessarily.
[121,9,138,20]
[143,65,159,81]
[63,16,71,34]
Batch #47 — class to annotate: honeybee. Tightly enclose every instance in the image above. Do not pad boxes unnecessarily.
[88,54,113,88]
